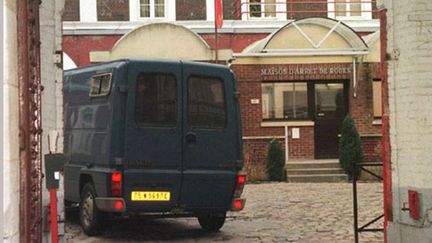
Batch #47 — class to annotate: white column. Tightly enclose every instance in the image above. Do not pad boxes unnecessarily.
[129,0,138,21]
[206,0,215,21]
[3,0,20,241]
[275,0,287,20]
[80,0,97,22]
[166,0,176,21]
[241,0,248,21]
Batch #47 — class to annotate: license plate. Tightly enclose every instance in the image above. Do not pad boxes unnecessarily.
[131,191,171,201]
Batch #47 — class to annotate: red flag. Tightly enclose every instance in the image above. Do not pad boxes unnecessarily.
[215,0,223,29]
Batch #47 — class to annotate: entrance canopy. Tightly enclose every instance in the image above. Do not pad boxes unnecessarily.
[233,17,372,64]
[90,23,231,62]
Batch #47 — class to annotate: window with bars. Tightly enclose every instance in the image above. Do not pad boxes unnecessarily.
[90,73,112,97]
[249,0,276,18]
[139,0,165,18]
[328,0,372,19]
[242,0,287,20]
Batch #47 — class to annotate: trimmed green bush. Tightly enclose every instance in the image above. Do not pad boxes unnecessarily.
[339,115,364,180]
[266,138,286,181]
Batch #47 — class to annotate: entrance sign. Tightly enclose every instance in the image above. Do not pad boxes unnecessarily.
[261,65,352,77]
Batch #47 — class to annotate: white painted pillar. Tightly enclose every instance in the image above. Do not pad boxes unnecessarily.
[206,0,215,21]
[3,0,20,241]
[79,0,97,22]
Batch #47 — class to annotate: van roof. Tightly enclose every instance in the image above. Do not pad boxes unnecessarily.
[64,59,230,76]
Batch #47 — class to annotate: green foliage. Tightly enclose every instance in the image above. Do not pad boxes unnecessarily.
[339,115,364,180]
[266,139,286,181]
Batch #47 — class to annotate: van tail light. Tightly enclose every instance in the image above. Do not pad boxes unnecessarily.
[114,200,124,210]
[231,198,246,211]
[233,172,246,198]
[111,172,122,197]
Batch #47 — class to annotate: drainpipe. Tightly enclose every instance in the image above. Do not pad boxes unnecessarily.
[379,7,392,243]
[285,126,289,162]
[353,57,357,98]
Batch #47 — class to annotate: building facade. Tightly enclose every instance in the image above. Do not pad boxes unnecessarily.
[62,0,382,180]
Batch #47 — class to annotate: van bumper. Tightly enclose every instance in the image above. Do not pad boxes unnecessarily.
[95,197,126,213]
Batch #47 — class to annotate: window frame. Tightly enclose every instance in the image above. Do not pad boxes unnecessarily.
[129,0,175,21]
[187,75,228,129]
[89,72,112,97]
[134,72,178,128]
[241,0,287,21]
[327,0,372,20]
[372,79,382,119]
[261,81,313,121]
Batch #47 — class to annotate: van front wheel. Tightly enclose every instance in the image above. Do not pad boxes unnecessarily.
[80,183,103,236]
[197,212,226,232]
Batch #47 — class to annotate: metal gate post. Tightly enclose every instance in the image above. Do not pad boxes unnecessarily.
[18,0,43,242]
[353,161,359,243]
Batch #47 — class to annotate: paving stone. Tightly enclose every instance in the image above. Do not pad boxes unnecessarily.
[65,182,383,242]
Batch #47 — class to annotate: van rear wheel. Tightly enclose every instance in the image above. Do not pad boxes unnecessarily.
[80,183,103,236]
[197,212,226,232]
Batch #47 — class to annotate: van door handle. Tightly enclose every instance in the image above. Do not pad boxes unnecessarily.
[185,132,197,143]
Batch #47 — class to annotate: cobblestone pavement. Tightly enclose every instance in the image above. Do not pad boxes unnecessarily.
[65,182,383,242]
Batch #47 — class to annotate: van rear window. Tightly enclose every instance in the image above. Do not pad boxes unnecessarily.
[135,73,177,127]
[90,73,112,97]
[188,76,226,128]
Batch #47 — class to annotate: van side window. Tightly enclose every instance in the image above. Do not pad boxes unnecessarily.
[90,73,112,97]
[188,76,226,128]
[135,73,177,127]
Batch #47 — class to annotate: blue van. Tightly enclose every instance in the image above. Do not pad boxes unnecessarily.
[63,59,246,235]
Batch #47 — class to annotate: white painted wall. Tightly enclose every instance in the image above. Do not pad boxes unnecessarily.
[40,0,65,242]
[129,0,176,22]
[3,0,20,242]
[206,0,214,21]
[2,0,64,242]
[384,0,432,242]
[79,0,97,22]
[63,52,77,70]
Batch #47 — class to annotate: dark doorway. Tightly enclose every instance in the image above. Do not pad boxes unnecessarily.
[314,82,348,159]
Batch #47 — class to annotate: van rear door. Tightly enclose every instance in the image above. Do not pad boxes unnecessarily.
[123,61,183,212]
[180,62,239,211]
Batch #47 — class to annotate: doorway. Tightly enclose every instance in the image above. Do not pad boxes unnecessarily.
[314,82,348,159]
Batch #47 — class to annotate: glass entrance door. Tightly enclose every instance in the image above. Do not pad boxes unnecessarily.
[314,83,347,159]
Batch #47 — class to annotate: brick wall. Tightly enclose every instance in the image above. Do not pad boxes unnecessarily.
[200,33,268,53]
[223,0,239,20]
[97,0,129,21]
[349,63,381,135]
[287,0,327,19]
[63,0,79,21]
[362,136,381,162]
[243,139,276,180]
[176,0,206,20]
[62,35,123,66]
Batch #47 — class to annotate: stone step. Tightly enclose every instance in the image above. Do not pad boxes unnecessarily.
[286,168,345,175]
[285,160,341,169]
[287,174,348,183]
